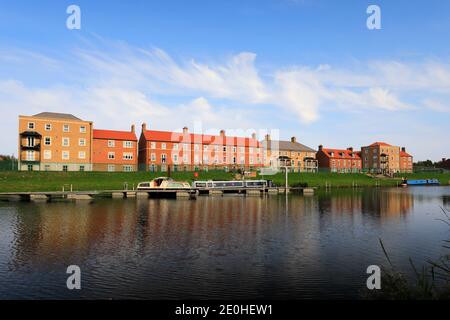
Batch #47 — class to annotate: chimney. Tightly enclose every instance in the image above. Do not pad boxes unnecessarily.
[347,147,353,152]
[318,145,323,151]
[251,132,257,140]
[142,123,147,132]
[183,126,188,134]
[291,136,297,143]
[220,129,225,137]
[131,124,135,133]
[401,147,406,152]
[265,134,271,141]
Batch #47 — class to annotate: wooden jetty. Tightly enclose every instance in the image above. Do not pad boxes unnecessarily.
[0,187,315,202]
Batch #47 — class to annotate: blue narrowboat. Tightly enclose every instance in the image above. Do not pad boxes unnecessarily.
[401,179,440,186]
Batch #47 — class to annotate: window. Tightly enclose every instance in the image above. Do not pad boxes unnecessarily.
[79,138,86,147]
[27,137,35,147]
[44,137,51,146]
[249,148,253,154]
[173,154,178,163]
[150,142,156,149]
[28,122,35,129]
[203,145,208,151]
[249,157,254,165]
[183,155,188,164]
[161,143,166,150]
[108,140,115,147]
[108,165,115,172]
[223,146,227,152]
[45,124,52,131]
[240,147,245,153]
[27,164,33,171]
[108,152,115,160]
[44,150,52,160]
[44,165,50,171]
[233,146,237,153]
[80,126,86,133]
[214,146,219,152]
[150,153,156,161]
[62,137,70,147]
[161,154,167,163]
[78,151,86,159]
[194,144,200,151]
[240,156,245,164]
[26,150,35,161]
[62,151,70,160]
[203,155,209,163]
[63,165,68,172]
[79,166,85,172]
[123,153,133,160]
[233,157,236,164]
[194,155,199,164]
[124,141,133,148]
[173,144,179,150]
[183,144,189,151]
[63,124,70,132]
[123,165,133,172]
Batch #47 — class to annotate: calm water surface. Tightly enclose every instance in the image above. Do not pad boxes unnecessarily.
[0,187,449,299]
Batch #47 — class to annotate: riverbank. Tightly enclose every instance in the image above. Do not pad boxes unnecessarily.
[0,171,449,192]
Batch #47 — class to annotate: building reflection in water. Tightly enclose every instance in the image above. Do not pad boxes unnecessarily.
[4,188,418,299]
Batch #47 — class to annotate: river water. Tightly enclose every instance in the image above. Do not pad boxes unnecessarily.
[0,187,449,299]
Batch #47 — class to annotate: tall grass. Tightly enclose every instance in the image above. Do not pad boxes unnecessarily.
[365,207,450,300]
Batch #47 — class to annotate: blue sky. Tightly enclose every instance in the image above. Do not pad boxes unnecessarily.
[1,0,449,160]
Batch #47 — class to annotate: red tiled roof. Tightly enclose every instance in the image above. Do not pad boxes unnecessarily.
[400,151,412,158]
[370,142,391,147]
[143,130,261,147]
[93,129,137,141]
[321,148,361,160]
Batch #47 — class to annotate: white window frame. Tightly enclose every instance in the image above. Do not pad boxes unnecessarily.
[62,137,70,147]
[43,150,52,160]
[44,137,51,146]
[78,151,86,159]
[123,141,133,148]
[108,140,115,147]
[45,124,52,131]
[108,152,115,160]
[62,151,70,160]
[28,122,35,130]
[63,124,70,132]
[79,138,86,147]
[80,126,86,133]
[123,153,133,161]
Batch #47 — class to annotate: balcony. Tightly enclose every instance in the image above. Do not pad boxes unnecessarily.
[21,143,41,151]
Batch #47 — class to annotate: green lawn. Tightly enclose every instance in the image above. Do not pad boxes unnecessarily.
[0,171,449,192]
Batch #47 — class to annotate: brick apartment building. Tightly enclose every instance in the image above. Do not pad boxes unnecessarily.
[18,112,94,171]
[399,147,413,173]
[360,142,407,174]
[138,123,263,172]
[261,135,318,172]
[92,126,138,172]
[316,145,362,173]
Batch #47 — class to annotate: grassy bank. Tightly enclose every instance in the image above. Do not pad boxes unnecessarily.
[0,171,449,192]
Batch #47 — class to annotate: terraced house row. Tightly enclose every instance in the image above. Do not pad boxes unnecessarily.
[17,112,413,173]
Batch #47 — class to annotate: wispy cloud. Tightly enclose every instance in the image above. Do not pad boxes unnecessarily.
[1,38,450,159]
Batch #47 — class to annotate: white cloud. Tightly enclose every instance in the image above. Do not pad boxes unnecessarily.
[1,40,450,159]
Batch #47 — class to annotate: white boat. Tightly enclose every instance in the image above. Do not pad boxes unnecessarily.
[137,177,191,190]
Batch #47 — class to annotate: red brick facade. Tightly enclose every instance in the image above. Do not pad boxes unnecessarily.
[138,123,263,172]
[316,145,362,173]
